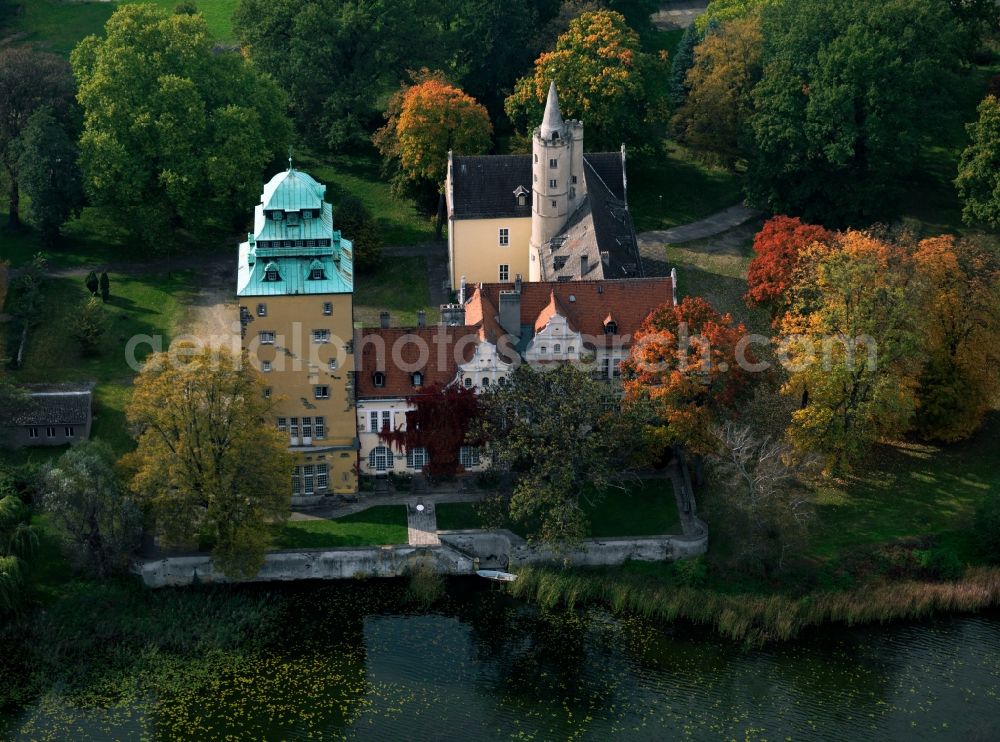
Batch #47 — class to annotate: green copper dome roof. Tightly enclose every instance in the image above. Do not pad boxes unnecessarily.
[261,168,325,212]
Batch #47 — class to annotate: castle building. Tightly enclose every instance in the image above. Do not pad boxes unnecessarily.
[238,164,358,504]
[445,82,644,290]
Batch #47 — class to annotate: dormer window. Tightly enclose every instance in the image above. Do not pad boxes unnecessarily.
[411,371,423,387]
[518,194,526,207]
[263,262,281,281]
[308,259,325,280]
[605,321,618,335]
[271,210,283,221]
[373,372,385,388]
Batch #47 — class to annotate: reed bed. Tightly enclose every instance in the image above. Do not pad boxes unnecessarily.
[509,565,1000,646]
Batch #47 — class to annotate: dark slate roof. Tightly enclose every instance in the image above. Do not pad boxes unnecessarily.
[539,160,642,281]
[9,384,93,426]
[449,152,626,220]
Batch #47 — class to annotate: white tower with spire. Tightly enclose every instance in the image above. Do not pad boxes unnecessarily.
[529,82,586,282]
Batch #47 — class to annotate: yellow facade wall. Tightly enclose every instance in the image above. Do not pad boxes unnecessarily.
[450,217,531,289]
[240,292,358,494]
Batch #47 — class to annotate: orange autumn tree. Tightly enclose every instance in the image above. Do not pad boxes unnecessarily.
[745,215,834,320]
[777,231,921,471]
[912,235,1000,441]
[374,71,492,186]
[623,297,756,456]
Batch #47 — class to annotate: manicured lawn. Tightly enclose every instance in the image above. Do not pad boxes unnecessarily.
[436,480,681,538]
[301,152,436,247]
[271,507,409,549]
[354,256,438,327]
[1,0,237,55]
[630,143,745,232]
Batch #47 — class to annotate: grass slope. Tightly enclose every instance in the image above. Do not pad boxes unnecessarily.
[2,271,192,457]
[436,480,681,538]
[271,507,409,549]
[1,0,237,55]
[353,256,437,327]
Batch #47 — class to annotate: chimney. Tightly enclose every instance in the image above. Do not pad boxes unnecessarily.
[499,284,522,339]
[440,303,465,326]
[416,310,426,328]
[379,311,390,329]
[459,275,467,305]
[580,255,588,275]
[515,273,522,292]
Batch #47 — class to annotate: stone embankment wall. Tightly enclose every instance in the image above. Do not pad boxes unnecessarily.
[134,522,708,588]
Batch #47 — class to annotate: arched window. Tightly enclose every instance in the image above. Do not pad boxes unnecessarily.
[411,371,423,387]
[263,261,281,282]
[308,259,325,280]
[604,321,618,335]
[373,372,386,388]
[464,377,472,388]
[482,377,490,388]
[369,446,391,472]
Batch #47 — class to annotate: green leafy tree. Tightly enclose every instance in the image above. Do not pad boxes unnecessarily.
[71,296,109,355]
[121,346,293,578]
[14,107,85,244]
[0,46,76,228]
[472,364,626,545]
[72,5,292,247]
[0,493,36,613]
[696,0,778,30]
[233,0,440,151]
[956,95,1000,229]
[747,0,962,226]
[333,195,382,273]
[41,441,143,578]
[505,10,670,151]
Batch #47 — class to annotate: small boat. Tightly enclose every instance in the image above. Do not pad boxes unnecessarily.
[476,569,517,583]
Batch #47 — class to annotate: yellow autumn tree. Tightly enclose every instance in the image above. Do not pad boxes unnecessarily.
[912,235,1000,441]
[776,231,921,471]
[672,14,763,168]
[121,345,292,578]
[504,10,669,151]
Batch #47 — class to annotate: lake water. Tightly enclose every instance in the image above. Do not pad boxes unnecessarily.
[4,579,1000,740]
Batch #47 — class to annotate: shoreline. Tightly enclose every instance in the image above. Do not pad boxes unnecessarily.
[507,563,1000,645]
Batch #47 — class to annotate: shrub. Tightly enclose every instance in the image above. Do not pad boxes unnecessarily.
[672,556,708,587]
[70,296,109,354]
[918,549,965,582]
[975,492,1000,562]
[388,471,412,491]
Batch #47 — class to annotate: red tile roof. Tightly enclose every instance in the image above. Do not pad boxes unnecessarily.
[468,277,673,348]
[356,327,480,399]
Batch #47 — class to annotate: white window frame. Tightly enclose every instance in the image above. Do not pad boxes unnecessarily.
[498,228,509,247]
[549,158,558,168]
[263,387,272,400]
[277,417,287,433]
[262,360,272,372]
[328,358,338,371]
[46,426,56,438]
[459,446,480,468]
[314,385,330,399]
[406,446,428,470]
[256,303,267,317]
[368,409,392,433]
[499,264,509,282]
[314,416,325,439]
[259,331,276,345]
[316,464,329,491]
[548,179,557,188]
[312,329,330,344]
[323,302,333,316]
[28,427,38,439]
[369,446,391,472]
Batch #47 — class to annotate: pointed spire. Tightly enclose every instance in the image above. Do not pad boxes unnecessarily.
[540,81,564,140]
